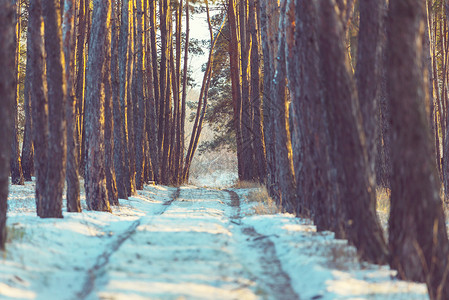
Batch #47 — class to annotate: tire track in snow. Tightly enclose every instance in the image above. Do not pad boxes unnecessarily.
[76,187,181,300]
[226,190,300,299]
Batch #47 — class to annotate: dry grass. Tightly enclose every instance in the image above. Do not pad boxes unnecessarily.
[324,242,358,270]
[232,181,264,189]
[376,187,391,214]
[246,186,281,215]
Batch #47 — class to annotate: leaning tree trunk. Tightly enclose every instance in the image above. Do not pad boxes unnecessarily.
[41,0,67,218]
[84,0,111,212]
[387,0,449,298]
[0,0,15,250]
[317,0,388,264]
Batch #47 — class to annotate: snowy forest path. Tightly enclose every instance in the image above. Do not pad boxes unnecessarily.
[85,186,299,300]
[77,188,181,299]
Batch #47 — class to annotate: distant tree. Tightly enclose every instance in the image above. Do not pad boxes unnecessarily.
[0,0,15,250]
[84,0,111,212]
[387,0,449,298]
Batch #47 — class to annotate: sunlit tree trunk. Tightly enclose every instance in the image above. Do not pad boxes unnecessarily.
[11,0,24,186]
[272,0,296,212]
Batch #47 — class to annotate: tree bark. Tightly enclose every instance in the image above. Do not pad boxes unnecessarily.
[84,0,111,212]
[0,0,15,250]
[41,0,67,218]
[317,0,388,264]
[356,0,383,189]
[272,0,296,213]
[135,0,146,190]
[249,0,266,183]
[63,0,81,212]
[11,0,24,186]
[118,0,132,196]
[112,0,128,199]
[388,1,449,298]
[22,21,35,182]
[29,0,48,217]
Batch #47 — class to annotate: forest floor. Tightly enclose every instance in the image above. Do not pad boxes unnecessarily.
[0,179,429,300]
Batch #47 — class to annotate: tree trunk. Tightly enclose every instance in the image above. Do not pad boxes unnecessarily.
[387,1,449,298]
[272,0,296,213]
[249,0,266,183]
[319,0,388,263]
[229,0,244,181]
[75,0,86,175]
[240,0,255,181]
[0,0,15,250]
[135,0,146,190]
[84,0,111,212]
[22,22,35,182]
[317,0,388,264]
[11,0,24,186]
[259,0,279,197]
[103,10,119,207]
[29,0,48,217]
[41,0,67,218]
[63,0,81,213]
[118,0,132,196]
[112,0,128,199]
[356,0,383,190]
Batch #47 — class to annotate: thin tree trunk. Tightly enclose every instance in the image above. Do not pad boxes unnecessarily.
[119,0,132,196]
[11,0,24,186]
[135,0,146,190]
[249,0,266,183]
[63,0,81,212]
[22,22,35,182]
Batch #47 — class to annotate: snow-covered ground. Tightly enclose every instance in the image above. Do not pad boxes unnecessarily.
[0,179,428,299]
